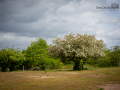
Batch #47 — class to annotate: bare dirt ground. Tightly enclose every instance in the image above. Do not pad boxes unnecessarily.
[21,71,120,90]
[99,84,120,90]
[83,74,107,78]
[0,67,120,90]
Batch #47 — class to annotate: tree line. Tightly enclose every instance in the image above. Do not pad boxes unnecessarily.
[0,33,120,72]
[0,38,62,72]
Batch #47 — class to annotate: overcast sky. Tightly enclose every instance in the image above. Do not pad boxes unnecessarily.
[0,0,120,50]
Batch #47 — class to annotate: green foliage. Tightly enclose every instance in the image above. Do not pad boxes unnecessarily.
[110,45,120,66]
[98,49,112,67]
[86,49,112,67]
[0,46,26,72]
[0,38,63,72]
[23,38,63,70]
[98,46,120,67]
[86,45,120,67]
[22,38,48,70]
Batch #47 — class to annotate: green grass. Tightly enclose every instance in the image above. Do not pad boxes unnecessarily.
[0,65,120,90]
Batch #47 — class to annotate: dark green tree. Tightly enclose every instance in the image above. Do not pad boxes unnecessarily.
[110,45,120,66]
[23,38,62,70]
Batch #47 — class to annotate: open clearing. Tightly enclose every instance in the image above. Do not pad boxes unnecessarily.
[0,66,120,90]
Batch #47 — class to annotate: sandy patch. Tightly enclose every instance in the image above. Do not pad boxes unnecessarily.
[28,76,66,79]
[62,72,79,74]
[41,76,66,79]
[41,76,55,78]
[99,84,120,90]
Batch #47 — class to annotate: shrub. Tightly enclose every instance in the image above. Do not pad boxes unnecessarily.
[31,66,41,71]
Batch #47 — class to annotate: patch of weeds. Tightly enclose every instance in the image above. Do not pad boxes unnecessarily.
[100,88,104,90]
[83,68,88,70]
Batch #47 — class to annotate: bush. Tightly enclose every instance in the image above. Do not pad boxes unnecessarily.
[0,47,26,72]
[31,66,41,71]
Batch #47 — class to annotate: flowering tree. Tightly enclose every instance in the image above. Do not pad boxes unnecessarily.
[47,33,105,70]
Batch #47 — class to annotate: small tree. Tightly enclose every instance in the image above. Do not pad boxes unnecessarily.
[47,33,105,70]
[23,38,62,70]
[22,38,49,69]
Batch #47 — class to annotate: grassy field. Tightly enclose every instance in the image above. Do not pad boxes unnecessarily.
[0,64,120,90]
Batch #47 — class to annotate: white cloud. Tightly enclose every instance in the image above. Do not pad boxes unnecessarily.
[0,0,120,50]
[118,22,120,26]
[0,32,37,50]
[99,17,120,23]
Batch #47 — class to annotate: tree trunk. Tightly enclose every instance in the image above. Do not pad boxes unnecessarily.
[73,60,80,70]
[81,64,83,70]
[23,65,24,71]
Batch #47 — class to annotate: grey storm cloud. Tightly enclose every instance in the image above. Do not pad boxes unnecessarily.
[0,0,120,50]
[0,0,73,34]
[0,0,48,23]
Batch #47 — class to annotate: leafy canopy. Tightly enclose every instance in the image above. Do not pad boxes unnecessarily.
[23,38,62,70]
[48,33,105,59]
[0,46,26,72]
